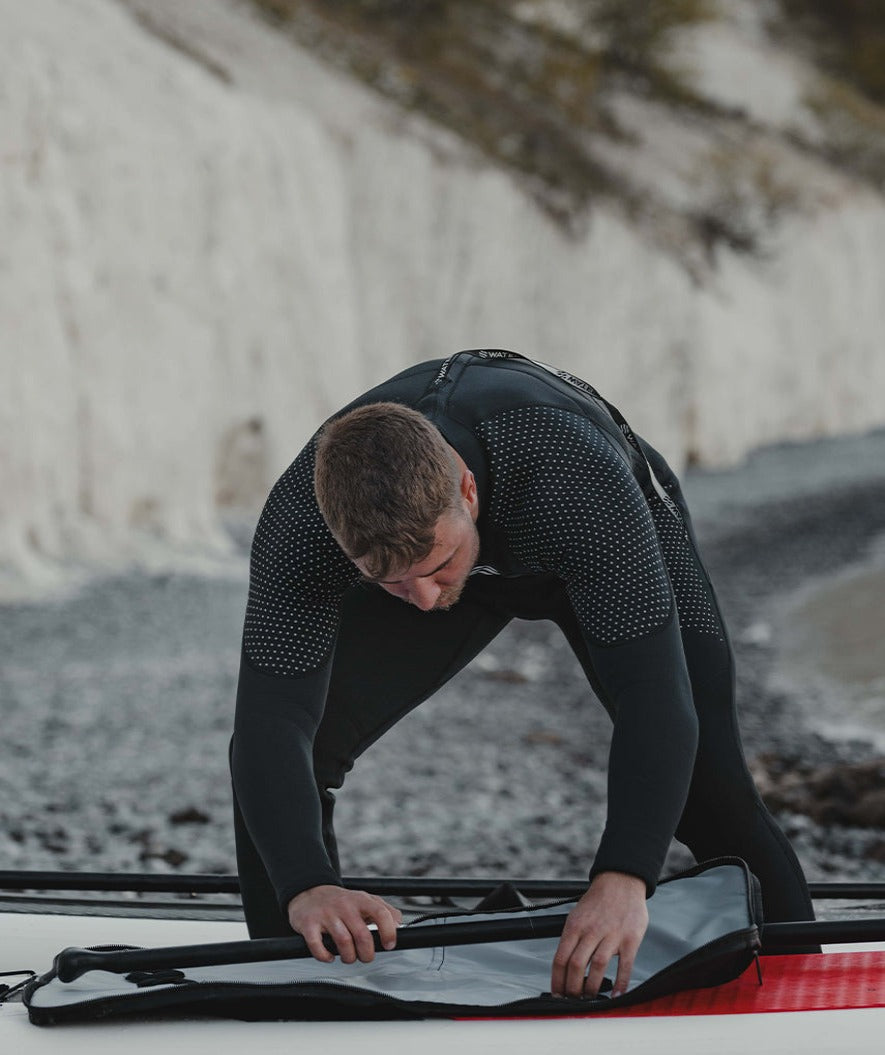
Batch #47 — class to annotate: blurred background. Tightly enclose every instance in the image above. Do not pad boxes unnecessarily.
[2,0,884,888]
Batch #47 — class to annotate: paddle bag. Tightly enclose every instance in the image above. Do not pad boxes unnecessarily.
[25,858,762,1024]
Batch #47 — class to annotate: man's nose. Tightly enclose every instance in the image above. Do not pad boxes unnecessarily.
[409,577,441,611]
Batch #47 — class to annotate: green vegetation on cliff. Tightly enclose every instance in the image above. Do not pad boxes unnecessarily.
[774,0,885,105]
[248,1,885,261]
[250,0,714,229]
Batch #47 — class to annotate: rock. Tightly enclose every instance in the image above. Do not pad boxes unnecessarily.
[481,668,530,684]
[739,621,772,646]
[864,840,885,863]
[522,730,566,746]
[753,755,885,828]
[853,789,885,829]
[168,806,211,825]
[139,847,189,867]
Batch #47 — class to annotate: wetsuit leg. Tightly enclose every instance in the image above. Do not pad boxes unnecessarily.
[234,582,510,936]
[637,442,816,931]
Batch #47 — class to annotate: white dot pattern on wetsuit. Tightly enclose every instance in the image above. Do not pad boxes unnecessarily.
[477,405,676,646]
[243,408,725,675]
[647,487,725,640]
[243,440,357,675]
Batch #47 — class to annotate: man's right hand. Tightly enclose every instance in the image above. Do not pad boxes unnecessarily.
[287,885,403,964]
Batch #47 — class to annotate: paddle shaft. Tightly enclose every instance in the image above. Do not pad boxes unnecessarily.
[762,918,885,949]
[54,912,570,983]
[54,912,885,984]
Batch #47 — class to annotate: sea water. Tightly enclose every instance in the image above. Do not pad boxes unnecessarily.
[774,547,885,752]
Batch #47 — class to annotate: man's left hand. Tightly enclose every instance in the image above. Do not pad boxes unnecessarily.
[550,871,648,1000]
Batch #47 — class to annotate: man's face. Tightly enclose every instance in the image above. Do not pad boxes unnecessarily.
[354,509,480,612]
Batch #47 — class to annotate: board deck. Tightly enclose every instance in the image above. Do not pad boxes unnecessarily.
[458,951,885,1020]
[608,950,885,1016]
[2,911,884,1055]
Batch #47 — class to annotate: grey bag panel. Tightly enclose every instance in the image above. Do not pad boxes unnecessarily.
[26,860,761,1022]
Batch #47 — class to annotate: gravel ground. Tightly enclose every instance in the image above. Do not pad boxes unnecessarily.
[2,428,885,888]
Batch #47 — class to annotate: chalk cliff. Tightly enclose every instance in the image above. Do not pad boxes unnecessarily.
[2,0,883,592]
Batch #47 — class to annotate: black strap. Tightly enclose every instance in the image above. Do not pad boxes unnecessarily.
[0,970,37,1004]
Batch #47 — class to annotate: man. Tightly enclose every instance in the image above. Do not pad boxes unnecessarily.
[231,350,814,1000]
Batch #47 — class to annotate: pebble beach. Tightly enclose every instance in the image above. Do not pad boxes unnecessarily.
[2,428,884,891]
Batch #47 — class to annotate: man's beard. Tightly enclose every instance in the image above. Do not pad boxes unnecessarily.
[431,520,480,611]
[433,582,466,611]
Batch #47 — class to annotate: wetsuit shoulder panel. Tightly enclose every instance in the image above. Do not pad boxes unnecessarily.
[244,438,358,676]
[476,404,673,646]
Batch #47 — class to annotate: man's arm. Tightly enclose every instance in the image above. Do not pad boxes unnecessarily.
[477,406,699,997]
[547,613,698,997]
[550,614,698,997]
[231,653,342,905]
[583,611,699,892]
[233,649,404,959]
[232,442,361,914]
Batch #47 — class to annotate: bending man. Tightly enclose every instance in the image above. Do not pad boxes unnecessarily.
[231,350,814,999]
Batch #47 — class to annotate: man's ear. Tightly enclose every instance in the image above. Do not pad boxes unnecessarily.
[460,468,478,517]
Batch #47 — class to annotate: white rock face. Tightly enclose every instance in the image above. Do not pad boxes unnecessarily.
[2,0,884,593]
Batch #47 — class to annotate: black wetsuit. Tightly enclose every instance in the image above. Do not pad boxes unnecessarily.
[231,350,814,936]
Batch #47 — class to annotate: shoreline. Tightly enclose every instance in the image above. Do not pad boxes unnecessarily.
[774,553,885,752]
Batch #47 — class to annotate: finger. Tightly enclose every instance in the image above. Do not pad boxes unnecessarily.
[554,928,595,998]
[582,941,616,995]
[612,947,636,999]
[328,918,359,964]
[550,932,580,997]
[565,936,611,1000]
[348,915,378,963]
[339,907,378,964]
[566,938,597,999]
[300,924,335,964]
[384,900,404,927]
[366,903,400,951]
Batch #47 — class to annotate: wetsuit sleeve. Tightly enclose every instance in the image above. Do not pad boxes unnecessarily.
[231,441,358,910]
[583,614,697,892]
[478,405,699,894]
[232,657,339,907]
